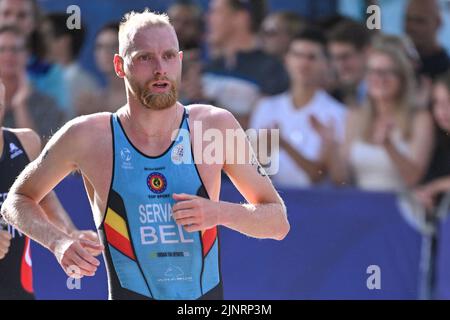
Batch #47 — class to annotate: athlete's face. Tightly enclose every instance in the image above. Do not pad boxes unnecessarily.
[117,25,183,110]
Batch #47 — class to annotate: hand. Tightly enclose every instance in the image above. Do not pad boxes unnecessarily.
[270,123,288,150]
[11,73,32,110]
[70,230,103,256]
[53,236,104,278]
[414,185,436,211]
[309,115,336,145]
[172,193,219,233]
[0,230,12,260]
[373,119,395,145]
[279,135,295,153]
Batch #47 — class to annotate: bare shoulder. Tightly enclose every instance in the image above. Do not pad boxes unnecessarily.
[40,112,113,165]
[9,128,41,160]
[53,112,112,144]
[186,104,238,130]
[67,112,112,132]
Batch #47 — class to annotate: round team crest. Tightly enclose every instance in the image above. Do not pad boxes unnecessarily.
[147,172,167,194]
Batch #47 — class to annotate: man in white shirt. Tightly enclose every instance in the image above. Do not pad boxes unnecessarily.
[251,28,347,188]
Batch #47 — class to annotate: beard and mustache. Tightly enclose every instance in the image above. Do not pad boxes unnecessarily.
[127,75,179,110]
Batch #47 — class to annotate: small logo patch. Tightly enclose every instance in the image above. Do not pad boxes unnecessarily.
[147,172,167,194]
[120,148,133,170]
[171,143,185,164]
[9,143,23,159]
[120,148,132,162]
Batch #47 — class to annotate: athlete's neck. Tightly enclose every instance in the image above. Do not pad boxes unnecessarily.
[120,101,183,141]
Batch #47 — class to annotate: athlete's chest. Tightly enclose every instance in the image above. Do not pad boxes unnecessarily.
[79,129,222,223]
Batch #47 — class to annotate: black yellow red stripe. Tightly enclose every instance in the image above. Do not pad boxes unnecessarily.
[104,208,136,260]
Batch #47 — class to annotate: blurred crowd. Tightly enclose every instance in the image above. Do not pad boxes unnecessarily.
[1,0,450,218]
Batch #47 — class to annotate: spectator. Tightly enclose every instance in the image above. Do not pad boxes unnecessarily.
[325,39,434,191]
[179,49,214,105]
[260,11,305,60]
[372,34,421,73]
[250,28,347,188]
[204,0,289,129]
[405,0,450,79]
[415,71,450,211]
[327,19,372,107]
[0,26,64,140]
[0,0,69,114]
[43,12,100,119]
[76,22,126,115]
[372,34,433,110]
[168,0,204,51]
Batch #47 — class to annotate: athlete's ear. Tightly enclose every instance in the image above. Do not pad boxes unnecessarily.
[179,50,183,61]
[114,54,126,78]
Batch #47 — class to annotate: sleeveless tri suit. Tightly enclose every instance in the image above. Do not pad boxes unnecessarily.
[97,107,223,300]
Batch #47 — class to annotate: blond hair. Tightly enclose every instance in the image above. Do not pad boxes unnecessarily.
[119,9,173,57]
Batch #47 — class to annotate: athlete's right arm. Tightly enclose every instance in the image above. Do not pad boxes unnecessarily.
[0,118,103,277]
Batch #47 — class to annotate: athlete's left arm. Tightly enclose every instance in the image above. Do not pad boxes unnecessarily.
[172,109,289,240]
[16,129,99,243]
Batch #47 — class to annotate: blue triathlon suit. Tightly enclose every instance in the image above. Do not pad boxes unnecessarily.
[97,107,223,300]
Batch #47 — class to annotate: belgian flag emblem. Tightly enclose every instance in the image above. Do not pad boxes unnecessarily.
[104,190,136,260]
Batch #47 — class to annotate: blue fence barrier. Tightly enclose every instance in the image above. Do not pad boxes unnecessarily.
[31,175,424,299]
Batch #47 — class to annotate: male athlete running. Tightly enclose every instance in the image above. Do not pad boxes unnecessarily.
[1,10,289,300]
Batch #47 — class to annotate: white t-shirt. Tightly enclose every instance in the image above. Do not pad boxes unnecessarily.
[250,90,348,187]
